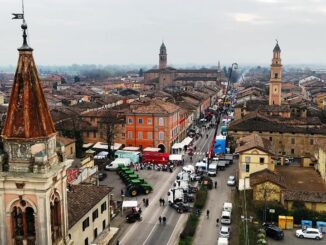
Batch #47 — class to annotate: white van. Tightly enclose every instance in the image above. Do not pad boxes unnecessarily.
[217,237,228,245]
[208,163,217,177]
[223,202,233,212]
[221,211,231,225]
[105,158,131,170]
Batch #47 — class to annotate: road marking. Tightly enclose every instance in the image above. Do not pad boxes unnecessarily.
[166,212,185,245]
[142,205,170,245]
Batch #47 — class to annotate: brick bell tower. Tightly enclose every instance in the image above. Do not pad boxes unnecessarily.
[0,21,71,244]
[269,41,282,106]
[159,42,167,69]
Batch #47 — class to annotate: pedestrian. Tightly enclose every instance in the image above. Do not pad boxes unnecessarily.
[159,198,161,206]
[159,216,162,224]
[143,198,146,205]
[162,199,165,206]
[139,207,142,214]
[121,189,124,196]
[163,216,166,224]
[146,198,149,207]
[216,218,219,227]
[214,181,217,189]
[206,209,210,219]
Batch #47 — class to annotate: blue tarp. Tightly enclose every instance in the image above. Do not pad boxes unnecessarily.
[301,220,312,229]
[317,221,326,234]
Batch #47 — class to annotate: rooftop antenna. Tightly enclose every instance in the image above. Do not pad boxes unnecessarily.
[12,0,32,51]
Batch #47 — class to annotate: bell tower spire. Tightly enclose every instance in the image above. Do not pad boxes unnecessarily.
[159,41,167,69]
[0,6,71,244]
[269,40,282,106]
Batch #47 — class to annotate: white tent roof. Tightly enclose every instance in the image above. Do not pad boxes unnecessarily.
[83,143,94,148]
[143,147,161,152]
[123,146,140,151]
[169,154,183,161]
[92,142,109,150]
[122,200,138,208]
[94,151,108,159]
[172,143,183,149]
[111,143,122,150]
[181,137,193,147]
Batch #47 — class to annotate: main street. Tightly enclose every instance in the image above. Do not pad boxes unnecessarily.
[113,124,217,245]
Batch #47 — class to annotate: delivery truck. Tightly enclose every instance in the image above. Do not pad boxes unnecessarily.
[114,150,141,164]
[214,135,226,155]
[141,151,169,165]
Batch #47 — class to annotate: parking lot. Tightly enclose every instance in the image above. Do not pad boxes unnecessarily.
[268,230,324,244]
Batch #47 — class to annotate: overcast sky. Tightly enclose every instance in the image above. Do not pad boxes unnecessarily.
[0,0,326,66]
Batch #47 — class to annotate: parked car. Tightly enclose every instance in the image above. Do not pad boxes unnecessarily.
[296,228,323,240]
[98,172,107,181]
[219,226,231,239]
[126,212,142,223]
[169,202,191,213]
[263,223,284,240]
[227,176,235,186]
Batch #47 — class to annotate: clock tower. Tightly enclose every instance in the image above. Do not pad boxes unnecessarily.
[159,42,167,69]
[269,41,282,106]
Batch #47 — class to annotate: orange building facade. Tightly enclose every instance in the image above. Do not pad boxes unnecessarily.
[125,100,181,153]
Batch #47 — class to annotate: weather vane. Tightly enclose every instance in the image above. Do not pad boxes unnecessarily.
[12,0,25,22]
[12,0,32,51]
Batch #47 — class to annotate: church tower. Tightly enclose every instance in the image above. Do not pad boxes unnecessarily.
[159,42,167,69]
[269,41,282,106]
[0,22,71,244]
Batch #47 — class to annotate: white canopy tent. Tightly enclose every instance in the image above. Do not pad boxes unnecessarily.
[123,146,140,151]
[169,154,183,161]
[94,151,108,160]
[181,137,193,147]
[172,143,183,150]
[143,147,161,152]
[122,200,138,215]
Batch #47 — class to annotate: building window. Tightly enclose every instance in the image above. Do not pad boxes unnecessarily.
[147,132,153,140]
[92,209,98,221]
[291,149,294,154]
[82,217,89,231]
[93,131,97,138]
[274,73,278,79]
[246,164,250,172]
[102,220,106,230]
[94,228,98,239]
[101,202,107,213]
[310,139,314,145]
[138,118,143,124]
[159,117,164,126]
[245,156,250,163]
[148,118,152,125]
[260,158,265,164]
[128,131,132,139]
[138,131,143,140]
[85,238,89,245]
[122,133,125,137]
[291,138,295,144]
[159,132,164,140]
[128,118,133,124]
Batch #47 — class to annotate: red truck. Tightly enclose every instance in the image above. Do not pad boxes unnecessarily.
[142,152,170,165]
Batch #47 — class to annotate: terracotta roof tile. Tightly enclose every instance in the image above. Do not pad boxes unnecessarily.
[68,185,113,228]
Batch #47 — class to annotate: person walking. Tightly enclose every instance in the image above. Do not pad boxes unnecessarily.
[216,218,219,227]
[146,198,149,207]
[162,216,166,224]
[162,199,165,206]
[159,198,162,206]
[121,189,124,196]
[206,209,210,219]
[214,181,217,189]
[159,216,162,224]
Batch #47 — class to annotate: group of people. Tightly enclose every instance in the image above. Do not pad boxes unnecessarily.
[158,216,167,224]
[159,198,166,206]
[142,198,149,207]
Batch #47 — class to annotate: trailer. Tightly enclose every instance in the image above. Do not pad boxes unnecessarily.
[115,150,141,164]
[167,188,184,203]
[174,179,189,191]
[142,151,169,165]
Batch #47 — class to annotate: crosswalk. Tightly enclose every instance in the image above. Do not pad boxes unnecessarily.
[192,152,207,156]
